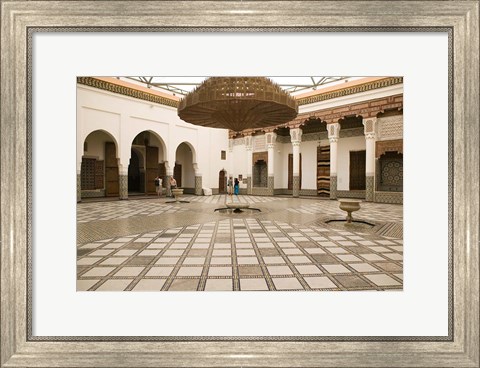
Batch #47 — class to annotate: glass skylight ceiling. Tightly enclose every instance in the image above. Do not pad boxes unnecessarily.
[122,76,360,97]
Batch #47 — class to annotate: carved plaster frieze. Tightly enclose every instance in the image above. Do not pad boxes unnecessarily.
[376,139,403,158]
[77,77,179,108]
[296,77,403,106]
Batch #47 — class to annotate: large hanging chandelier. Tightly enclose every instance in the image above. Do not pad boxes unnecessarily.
[177,77,298,132]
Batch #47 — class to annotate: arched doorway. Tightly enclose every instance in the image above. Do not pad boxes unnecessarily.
[219,170,226,193]
[253,160,267,187]
[174,142,195,193]
[128,148,144,193]
[377,151,403,192]
[129,131,166,196]
[81,130,119,199]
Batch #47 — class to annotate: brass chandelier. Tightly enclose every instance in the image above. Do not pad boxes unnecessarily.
[177,77,298,132]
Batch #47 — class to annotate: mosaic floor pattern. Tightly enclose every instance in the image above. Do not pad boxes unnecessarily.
[77,195,403,292]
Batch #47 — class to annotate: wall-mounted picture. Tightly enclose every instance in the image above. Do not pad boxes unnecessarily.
[77,76,403,292]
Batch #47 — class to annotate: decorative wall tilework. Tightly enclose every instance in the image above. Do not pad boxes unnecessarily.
[268,176,274,195]
[292,176,300,197]
[195,176,202,196]
[330,176,337,199]
[299,189,318,196]
[366,176,374,202]
[252,187,273,196]
[81,189,106,198]
[77,174,82,202]
[337,190,366,199]
[374,191,403,204]
[119,175,128,200]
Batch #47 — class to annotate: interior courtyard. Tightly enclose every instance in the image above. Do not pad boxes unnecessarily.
[77,76,404,292]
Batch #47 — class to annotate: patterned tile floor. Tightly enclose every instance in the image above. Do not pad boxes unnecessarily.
[77,195,403,291]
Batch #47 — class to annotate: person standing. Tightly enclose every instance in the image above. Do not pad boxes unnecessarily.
[169,176,177,197]
[227,176,233,197]
[154,176,163,197]
[234,178,239,196]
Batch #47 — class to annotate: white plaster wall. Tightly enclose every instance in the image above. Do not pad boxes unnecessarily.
[300,141,318,190]
[204,127,229,189]
[337,136,366,190]
[273,141,286,188]
[232,140,248,187]
[77,85,227,188]
[278,142,292,189]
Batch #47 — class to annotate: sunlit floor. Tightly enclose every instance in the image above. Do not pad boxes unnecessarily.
[77,195,403,291]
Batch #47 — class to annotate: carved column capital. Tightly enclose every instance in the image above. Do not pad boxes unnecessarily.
[363,117,377,140]
[265,132,277,144]
[290,127,302,147]
[244,134,253,151]
[327,122,341,142]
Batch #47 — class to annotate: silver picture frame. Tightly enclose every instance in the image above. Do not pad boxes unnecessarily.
[1,1,478,367]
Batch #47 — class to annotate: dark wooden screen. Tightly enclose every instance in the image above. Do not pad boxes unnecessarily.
[317,145,330,197]
[81,158,96,190]
[349,150,366,190]
[145,146,158,194]
[105,142,119,197]
[288,154,302,190]
[174,164,182,187]
[158,162,166,185]
[95,160,104,189]
[219,170,226,193]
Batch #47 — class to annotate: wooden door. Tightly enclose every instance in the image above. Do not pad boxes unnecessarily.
[219,170,226,193]
[174,164,182,187]
[349,150,366,190]
[105,142,119,196]
[145,146,158,194]
[288,154,302,190]
[317,145,330,197]
[158,162,166,186]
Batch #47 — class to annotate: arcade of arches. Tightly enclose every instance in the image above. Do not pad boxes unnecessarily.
[79,77,403,205]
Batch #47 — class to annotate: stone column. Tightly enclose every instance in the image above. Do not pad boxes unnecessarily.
[327,123,341,199]
[266,132,276,196]
[245,135,253,195]
[228,138,234,178]
[363,117,377,202]
[165,165,173,197]
[193,163,202,196]
[290,128,302,197]
[119,164,128,200]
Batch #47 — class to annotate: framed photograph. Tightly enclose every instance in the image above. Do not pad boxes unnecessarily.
[1,1,478,367]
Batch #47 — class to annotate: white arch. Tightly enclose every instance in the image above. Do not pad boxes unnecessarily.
[78,129,119,173]
[174,140,197,164]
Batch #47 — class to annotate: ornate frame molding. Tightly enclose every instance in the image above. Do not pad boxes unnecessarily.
[1,1,478,368]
